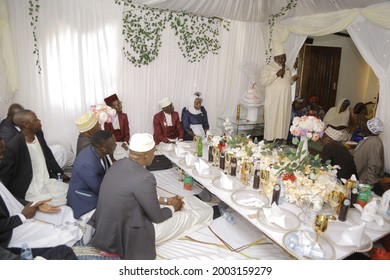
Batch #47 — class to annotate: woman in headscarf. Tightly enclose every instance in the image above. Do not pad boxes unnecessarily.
[181,92,209,141]
[323,98,351,142]
[323,98,351,128]
[301,95,325,120]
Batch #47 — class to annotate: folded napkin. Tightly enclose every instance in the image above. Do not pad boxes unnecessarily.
[380,190,390,214]
[263,202,286,228]
[175,144,187,157]
[337,224,366,247]
[354,200,384,226]
[185,153,198,166]
[237,197,265,208]
[194,159,210,175]
[219,172,234,190]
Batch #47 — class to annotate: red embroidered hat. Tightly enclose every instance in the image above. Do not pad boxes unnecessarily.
[104,94,119,105]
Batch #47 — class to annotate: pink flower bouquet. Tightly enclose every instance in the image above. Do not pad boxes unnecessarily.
[290,116,324,141]
[91,104,116,124]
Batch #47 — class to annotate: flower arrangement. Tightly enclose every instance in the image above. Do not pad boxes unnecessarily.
[290,116,325,141]
[90,104,116,124]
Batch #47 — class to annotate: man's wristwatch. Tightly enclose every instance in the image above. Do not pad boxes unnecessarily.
[163,197,168,205]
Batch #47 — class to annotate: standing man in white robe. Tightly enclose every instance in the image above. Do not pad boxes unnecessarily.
[260,44,298,142]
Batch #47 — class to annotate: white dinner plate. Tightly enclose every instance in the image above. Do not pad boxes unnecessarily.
[323,222,373,253]
[192,166,221,179]
[212,176,246,192]
[231,190,269,210]
[348,208,390,232]
[257,207,300,232]
[283,230,335,260]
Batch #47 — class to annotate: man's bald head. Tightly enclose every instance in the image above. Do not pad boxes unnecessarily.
[7,103,25,124]
[13,110,41,133]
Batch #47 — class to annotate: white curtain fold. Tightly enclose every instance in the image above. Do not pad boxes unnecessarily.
[0,0,18,92]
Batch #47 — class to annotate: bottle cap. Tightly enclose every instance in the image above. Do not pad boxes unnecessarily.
[343,198,351,206]
[274,184,280,191]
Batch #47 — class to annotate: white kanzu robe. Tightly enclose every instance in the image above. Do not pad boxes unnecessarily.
[260,61,292,141]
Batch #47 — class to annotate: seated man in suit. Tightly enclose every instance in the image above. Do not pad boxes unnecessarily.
[75,111,102,155]
[89,133,213,260]
[0,103,24,143]
[67,130,116,222]
[153,97,184,145]
[104,93,130,160]
[0,103,72,168]
[0,110,69,205]
[0,137,82,257]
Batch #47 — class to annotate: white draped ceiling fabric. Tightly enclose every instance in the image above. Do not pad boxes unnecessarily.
[1,0,390,171]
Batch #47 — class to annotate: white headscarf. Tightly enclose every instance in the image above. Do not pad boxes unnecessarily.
[188,92,202,115]
[323,98,350,127]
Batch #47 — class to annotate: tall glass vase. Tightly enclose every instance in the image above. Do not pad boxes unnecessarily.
[300,135,309,161]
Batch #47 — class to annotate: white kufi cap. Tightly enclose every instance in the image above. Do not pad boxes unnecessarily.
[273,43,285,56]
[129,133,155,152]
[367,117,384,135]
[158,97,172,108]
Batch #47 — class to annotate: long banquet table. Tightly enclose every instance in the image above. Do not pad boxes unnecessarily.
[158,143,390,260]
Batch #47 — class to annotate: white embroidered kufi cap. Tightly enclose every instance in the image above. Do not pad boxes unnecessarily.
[273,43,285,56]
[325,126,343,141]
[75,111,98,133]
[129,133,155,152]
[158,97,172,108]
[367,117,384,135]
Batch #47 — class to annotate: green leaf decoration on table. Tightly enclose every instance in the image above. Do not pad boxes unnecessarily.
[115,0,230,67]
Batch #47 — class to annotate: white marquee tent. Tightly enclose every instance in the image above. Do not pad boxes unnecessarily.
[1,0,390,171]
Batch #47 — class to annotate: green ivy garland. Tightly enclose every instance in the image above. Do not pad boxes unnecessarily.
[265,0,297,64]
[28,0,42,74]
[115,0,230,67]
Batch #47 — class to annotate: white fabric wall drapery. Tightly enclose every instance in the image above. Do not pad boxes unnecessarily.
[0,0,18,114]
[5,0,267,154]
[274,2,390,172]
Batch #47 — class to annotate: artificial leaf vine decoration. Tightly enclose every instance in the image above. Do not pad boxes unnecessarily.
[265,0,297,64]
[170,14,227,63]
[115,0,230,67]
[28,0,42,74]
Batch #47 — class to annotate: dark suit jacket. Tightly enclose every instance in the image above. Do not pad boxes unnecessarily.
[89,158,172,260]
[153,111,184,145]
[0,131,63,200]
[0,183,28,248]
[104,112,130,143]
[67,145,106,219]
[0,119,19,143]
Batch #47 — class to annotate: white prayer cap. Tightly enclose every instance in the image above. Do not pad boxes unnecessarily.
[367,117,384,135]
[158,97,172,108]
[75,111,98,133]
[129,133,155,152]
[273,43,285,56]
[325,126,343,141]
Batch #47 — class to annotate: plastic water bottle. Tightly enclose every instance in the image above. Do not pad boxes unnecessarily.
[20,243,33,260]
[218,203,234,224]
[278,177,285,205]
[56,173,63,182]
